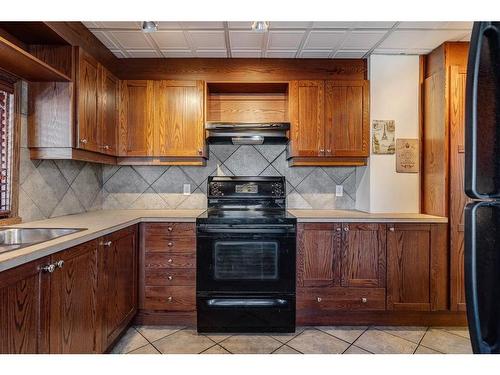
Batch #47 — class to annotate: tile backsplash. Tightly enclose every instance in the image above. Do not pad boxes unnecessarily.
[18,84,362,222]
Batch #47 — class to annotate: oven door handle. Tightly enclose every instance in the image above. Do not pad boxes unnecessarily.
[206,298,289,308]
[198,225,295,234]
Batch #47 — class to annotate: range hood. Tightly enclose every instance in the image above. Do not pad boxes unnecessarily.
[205,122,290,145]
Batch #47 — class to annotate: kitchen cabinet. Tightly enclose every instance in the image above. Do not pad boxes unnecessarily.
[49,240,100,353]
[138,223,196,325]
[98,65,119,155]
[288,79,369,166]
[99,226,138,350]
[154,80,205,157]
[0,257,50,354]
[386,223,448,312]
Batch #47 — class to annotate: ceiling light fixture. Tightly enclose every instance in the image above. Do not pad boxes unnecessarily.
[142,21,158,33]
[251,21,269,32]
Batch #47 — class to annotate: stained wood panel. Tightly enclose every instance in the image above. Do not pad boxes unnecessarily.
[119,80,154,156]
[98,65,119,155]
[325,80,369,157]
[289,80,325,157]
[77,49,100,152]
[341,223,386,288]
[297,287,386,312]
[297,223,340,287]
[0,257,50,354]
[143,285,195,311]
[154,80,205,157]
[100,226,138,350]
[49,240,99,354]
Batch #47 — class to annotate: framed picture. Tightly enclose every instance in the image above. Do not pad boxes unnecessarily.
[372,120,395,154]
[396,138,419,173]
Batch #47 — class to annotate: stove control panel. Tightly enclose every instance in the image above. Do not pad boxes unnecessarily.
[207,176,286,200]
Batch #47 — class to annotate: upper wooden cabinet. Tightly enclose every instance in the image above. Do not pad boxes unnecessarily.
[154,80,205,157]
[288,79,369,166]
[118,80,154,156]
[98,65,119,155]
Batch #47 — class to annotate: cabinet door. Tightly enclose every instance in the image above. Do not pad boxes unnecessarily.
[119,80,154,156]
[154,80,205,157]
[325,80,369,157]
[297,223,340,287]
[49,240,99,353]
[0,258,50,354]
[386,224,448,312]
[341,223,386,288]
[289,80,325,157]
[77,50,100,152]
[101,226,138,350]
[98,66,119,155]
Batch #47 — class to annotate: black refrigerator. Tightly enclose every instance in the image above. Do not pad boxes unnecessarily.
[465,21,500,354]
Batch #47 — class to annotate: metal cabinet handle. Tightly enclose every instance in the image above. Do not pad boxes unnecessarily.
[55,260,64,269]
[327,149,332,155]
[102,241,112,247]
[167,296,173,302]
[319,149,325,156]
[167,227,173,232]
[336,227,341,232]
[361,297,367,304]
[41,264,56,273]
[80,138,88,144]
[389,227,395,232]
[167,242,173,247]
[344,226,349,231]
[103,145,110,150]
[198,149,203,155]
[317,297,322,303]
[168,276,173,280]
[168,258,173,263]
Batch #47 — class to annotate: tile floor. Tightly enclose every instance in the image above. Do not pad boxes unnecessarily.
[111,325,473,354]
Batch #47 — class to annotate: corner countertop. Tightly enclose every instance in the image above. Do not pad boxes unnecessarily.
[0,209,447,272]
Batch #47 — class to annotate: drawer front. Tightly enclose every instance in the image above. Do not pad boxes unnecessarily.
[297,287,386,311]
[144,236,196,253]
[144,252,196,269]
[143,223,195,238]
[143,286,195,311]
[145,268,196,286]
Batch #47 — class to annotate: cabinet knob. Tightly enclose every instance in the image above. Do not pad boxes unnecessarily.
[41,264,56,273]
[167,242,173,247]
[55,260,64,269]
[336,227,341,232]
[168,258,173,263]
[361,297,367,304]
[319,149,325,156]
[317,297,322,303]
[327,149,332,155]
[167,296,173,302]
[102,240,112,247]
[168,276,173,281]
[198,149,203,155]
[344,226,349,231]
[80,138,88,144]
[167,227,173,232]
[103,145,110,150]
[389,227,395,232]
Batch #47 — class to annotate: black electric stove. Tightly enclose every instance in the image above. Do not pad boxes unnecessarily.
[196,176,297,333]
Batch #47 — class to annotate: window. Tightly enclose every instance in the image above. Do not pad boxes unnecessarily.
[0,88,13,217]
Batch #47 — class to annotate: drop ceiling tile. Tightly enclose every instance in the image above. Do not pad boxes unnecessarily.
[109,30,155,49]
[398,21,473,30]
[195,50,228,57]
[303,30,346,49]
[229,31,264,49]
[313,21,395,29]
[299,50,332,58]
[181,22,224,29]
[334,50,368,58]
[342,30,387,50]
[111,50,127,58]
[187,30,226,49]
[231,50,262,57]
[228,22,253,29]
[92,31,120,49]
[379,29,469,50]
[156,22,183,29]
[161,50,195,57]
[96,22,141,29]
[126,50,161,58]
[270,22,311,29]
[150,31,190,49]
[265,50,297,58]
[267,30,306,50]
[83,21,100,28]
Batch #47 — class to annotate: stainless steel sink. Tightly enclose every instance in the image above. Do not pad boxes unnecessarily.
[0,228,86,254]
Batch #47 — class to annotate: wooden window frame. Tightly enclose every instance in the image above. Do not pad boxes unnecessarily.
[0,71,21,226]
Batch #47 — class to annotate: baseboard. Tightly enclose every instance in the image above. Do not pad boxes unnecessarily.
[134,310,196,326]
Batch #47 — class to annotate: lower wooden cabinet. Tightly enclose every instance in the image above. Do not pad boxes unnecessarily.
[0,225,138,354]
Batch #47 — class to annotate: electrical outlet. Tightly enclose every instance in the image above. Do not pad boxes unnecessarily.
[183,184,191,195]
[335,185,343,197]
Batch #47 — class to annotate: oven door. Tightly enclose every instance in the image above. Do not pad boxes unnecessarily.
[196,224,296,294]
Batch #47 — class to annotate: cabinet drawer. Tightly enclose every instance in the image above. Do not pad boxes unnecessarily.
[145,268,196,286]
[144,252,195,269]
[144,236,196,253]
[297,287,386,311]
[143,286,195,311]
[143,223,195,238]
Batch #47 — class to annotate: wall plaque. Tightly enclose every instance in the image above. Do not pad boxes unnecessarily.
[396,138,419,173]
[372,120,395,154]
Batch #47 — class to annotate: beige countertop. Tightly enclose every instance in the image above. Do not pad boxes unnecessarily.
[0,209,447,272]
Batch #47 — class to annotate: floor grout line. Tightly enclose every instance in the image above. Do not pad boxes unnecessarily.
[371,325,427,345]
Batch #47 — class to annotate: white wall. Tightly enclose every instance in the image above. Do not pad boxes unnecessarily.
[355,55,420,213]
